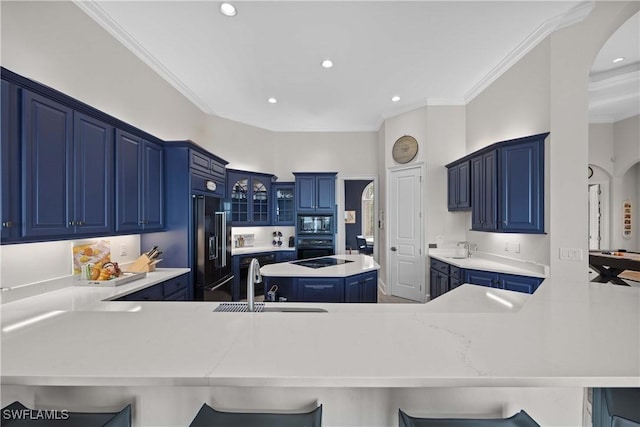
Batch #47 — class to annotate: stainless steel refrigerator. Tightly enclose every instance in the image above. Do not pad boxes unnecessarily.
[193,195,233,301]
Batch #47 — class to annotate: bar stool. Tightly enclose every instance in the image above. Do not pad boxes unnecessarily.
[399,409,540,427]
[189,403,322,427]
[1,401,131,426]
[592,388,640,427]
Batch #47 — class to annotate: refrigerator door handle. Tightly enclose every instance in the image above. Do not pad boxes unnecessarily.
[205,274,234,291]
[215,211,227,268]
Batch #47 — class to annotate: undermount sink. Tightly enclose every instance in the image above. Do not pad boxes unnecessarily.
[213,302,327,313]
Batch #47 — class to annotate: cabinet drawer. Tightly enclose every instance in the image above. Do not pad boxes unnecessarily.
[450,266,462,280]
[430,259,450,275]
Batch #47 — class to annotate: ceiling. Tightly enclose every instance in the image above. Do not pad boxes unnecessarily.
[74,1,635,132]
[589,11,640,124]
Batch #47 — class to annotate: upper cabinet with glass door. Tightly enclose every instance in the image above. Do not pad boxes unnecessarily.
[273,182,295,226]
[227,169,274,226]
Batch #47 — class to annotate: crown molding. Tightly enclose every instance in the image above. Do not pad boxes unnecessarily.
[72,0,215,114]
[464,1,595,104]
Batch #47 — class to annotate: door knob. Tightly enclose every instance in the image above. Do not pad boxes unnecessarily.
[391,247,398,252]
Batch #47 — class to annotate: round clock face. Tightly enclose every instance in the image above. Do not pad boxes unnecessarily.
[392,135,418,164]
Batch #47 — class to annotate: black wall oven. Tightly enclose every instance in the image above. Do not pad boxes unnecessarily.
[296,237,335,260]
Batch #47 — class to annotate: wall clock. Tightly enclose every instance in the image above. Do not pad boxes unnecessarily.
[392,135,418,164]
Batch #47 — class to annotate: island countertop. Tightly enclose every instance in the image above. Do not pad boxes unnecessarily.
[260,254,379,277]
[1,272,639,388]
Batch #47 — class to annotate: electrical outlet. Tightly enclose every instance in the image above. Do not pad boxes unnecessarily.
[120,244,128,257]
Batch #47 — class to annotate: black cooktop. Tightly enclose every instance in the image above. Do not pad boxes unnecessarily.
[292,257,354,269]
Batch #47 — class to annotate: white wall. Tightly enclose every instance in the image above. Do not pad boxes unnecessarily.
[465,40,551,267]
[0,1,206,142]
[589,123,615,176]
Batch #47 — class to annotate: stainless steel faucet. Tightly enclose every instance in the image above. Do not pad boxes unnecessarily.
[247,258,262,312]
[457,241,477,258]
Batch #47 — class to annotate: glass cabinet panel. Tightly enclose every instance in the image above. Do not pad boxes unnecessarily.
[252,179,269,222]
[230,178,248,222]
[275,185,295,224]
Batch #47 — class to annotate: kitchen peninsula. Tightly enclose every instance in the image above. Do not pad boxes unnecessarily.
[2,273,639,426]
[260,254,379,303]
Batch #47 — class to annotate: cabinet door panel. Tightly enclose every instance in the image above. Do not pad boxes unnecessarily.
[500,274,542,294]
[360,271,378,303]
[74,112,113,235]
[143,140,164,230]
[315,176,335,211]
[465,269,499,288]
[115,130,142,232]
[482,151,497,230]
[457,161,470,209]
[447,166,458,210]
[22,91,73,237]
[296,176,316,210]
[1,80,21,241]
[471,156,484,230]
[500,140,543,233]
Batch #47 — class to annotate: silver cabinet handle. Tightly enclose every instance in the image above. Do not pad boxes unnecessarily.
[2,221,14,228]
[391,247,398,252]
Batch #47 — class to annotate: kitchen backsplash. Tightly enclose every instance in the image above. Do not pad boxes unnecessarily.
[232,226,294,249]
[0,235,141,289]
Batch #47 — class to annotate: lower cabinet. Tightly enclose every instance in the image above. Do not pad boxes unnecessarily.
[116,273,190,301]
[263,271,378,303]
[430,258,543,299]
[299,278,343,303]
[344,271,378,303]
[464,269,543,294]
[275,251,296,262]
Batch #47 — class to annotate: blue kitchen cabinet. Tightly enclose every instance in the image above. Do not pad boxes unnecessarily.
[116,273,190,301]
[471,150,498,231]
[22,93,114,239]
[298,277,343,303]
[293,173,336,213]
[1,79,21,242]
[499,134,546,233]
[263,276,298,301]
[273,182,295,225]
[72,112,114,235]
[275,250,296,262]
[465,268,543,294]
[115,129,164,232]
[499,273,543,294]
[22,90,74,238]
[429,259,461,300]
[465,269,499,288]
[447,160,470,211]
[227,169,273,225]
[344,270,378,303]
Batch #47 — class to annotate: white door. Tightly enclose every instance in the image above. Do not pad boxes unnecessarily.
[388,166,424,302]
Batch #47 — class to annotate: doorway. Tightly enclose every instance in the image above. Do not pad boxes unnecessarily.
[343,180,374,254]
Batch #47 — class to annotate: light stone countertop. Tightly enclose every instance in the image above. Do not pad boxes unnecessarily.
[260,254,379,277]
[232,245,296,256]
[1,271,638,388]
[429,249,548,278]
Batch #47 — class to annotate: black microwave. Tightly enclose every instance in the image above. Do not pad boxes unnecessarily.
[297,215,333,234]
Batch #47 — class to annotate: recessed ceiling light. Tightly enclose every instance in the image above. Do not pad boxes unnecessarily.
[321,59,333,69]
[268,97,277,104]
[612,57,625,63]
[219,3,237,17]
[391,96,401,102]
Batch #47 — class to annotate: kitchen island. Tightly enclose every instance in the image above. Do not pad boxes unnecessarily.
[1,271,639,426]
[260,254,380,303]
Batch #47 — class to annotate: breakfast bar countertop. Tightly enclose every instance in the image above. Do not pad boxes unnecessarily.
[1,269,639,388]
